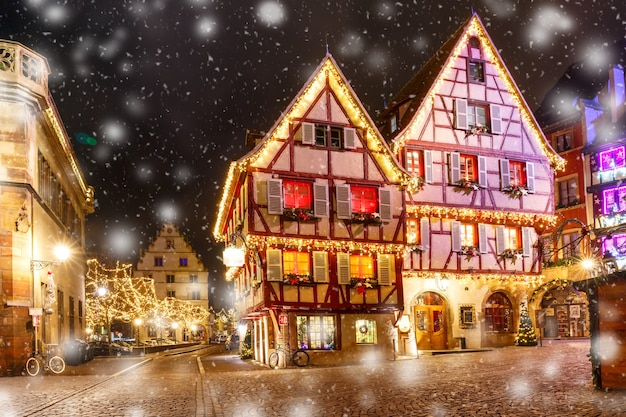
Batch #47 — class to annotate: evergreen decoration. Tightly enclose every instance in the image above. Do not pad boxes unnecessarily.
[515,301,537,346]
[239,329,253,359]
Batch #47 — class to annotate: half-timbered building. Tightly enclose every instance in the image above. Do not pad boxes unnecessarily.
[377,13,563,352]
[214,54,418,366]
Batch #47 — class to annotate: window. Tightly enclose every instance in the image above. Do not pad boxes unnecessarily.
[355,319,377,344]
[501,227,520,250]
[599,146,626,171]
[467,104,487,129]
[283,250,310,277]
[561,232,581,258]
[166,239,174,249]
[459,154,477,181]
[189,275,198,283]
[390,114,398,133]
[167,290,176,298]
[407,218,419,244]
[304,124,356,149]
[297,315,336,350]
[154,257,163,267]
[350,186,378,213]
[460,223,476,247]
[509,161,526,187]
[604,234,626,256]
[455,99,502,135]
[558,179,578,207]
[603,186,626,214]
[283,180,313,209]
[69,296,75,339]
[405,149,423,176]
[554,132,572,153]
[468,60,484,83]
[179,258,188,267]
[190,290,201,300]
[484,292,513,332]
[500,159,534,192]
[350,254,374,279]
[166,274,175,283]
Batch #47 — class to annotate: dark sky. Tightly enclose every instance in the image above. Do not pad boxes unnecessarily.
[1,0,624,309]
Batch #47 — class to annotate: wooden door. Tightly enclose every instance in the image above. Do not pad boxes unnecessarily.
[414,305,447,350]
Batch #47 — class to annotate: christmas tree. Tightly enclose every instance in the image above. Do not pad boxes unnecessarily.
[515,301,538,346]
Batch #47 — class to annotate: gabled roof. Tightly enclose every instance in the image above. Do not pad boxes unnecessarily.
[213,54,418,241]
[378,13,564,170]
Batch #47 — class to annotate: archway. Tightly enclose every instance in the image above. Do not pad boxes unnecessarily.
[413,291,448,350]
[540,284,589,338]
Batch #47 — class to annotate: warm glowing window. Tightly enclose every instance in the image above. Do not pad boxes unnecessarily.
[460,154,478,181]
[599,147,626,171]
[283,181,313,209]
[297,315,336,350]
[406,149,423,176]
[350,254,374,279]
[603,186,626,214]
[355,319,377,344]
[351,186,377,213]
[503,227,520,250]
[460,223,476,247]
[485,292,513,333]
[407,218,419,244]
[509,161,527,187]
[283,251,310,276]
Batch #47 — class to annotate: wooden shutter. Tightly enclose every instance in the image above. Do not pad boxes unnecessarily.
[490,104,502,134]
[420,218,430,249]
[379,188,392,222]
[525,162,535,193]
[450,152,461,184]
[313,251,329,283]
[266,249,283,281]
[424,150,434,184]
[313,183,329,218]
[496,226,506,255]
[499,159,510,189]
[522,227,533,257]
[301,122,315,145]
[377,254,393,286]
[344,127,357,149]
[336,252,351,284]
[478,156,487,188]
[455,98,468,130]
[479,223,488,253]
[451,221,462,252]
[267,179,283,214]
[336,184,352,219]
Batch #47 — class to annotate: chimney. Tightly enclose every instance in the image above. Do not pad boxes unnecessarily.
[608,64,625,123]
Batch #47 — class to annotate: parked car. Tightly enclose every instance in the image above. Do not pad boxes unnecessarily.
[225,334,240,351]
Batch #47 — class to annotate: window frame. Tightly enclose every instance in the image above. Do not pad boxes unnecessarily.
[283,180,313,210]
[154,256,163,267]
[468,59,485,83]
[558,178,578,207]
[355,319,377,344]
[283,250,311,277]
[484,292,514,333]
[599,146,626,171]
[296,314,337,350]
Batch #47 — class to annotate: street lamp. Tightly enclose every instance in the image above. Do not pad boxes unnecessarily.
[134,318,143,347]
[171,322,179,344]
[97,286,112,355]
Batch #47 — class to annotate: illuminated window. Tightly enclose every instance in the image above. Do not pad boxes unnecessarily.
[503,227,520,250]
[599,146,626,171]
[460,154,477,181]
[350,254,374,279]
[603,186,626,214]
[297,315,336,350]
[154,257,163,267]
[467,104,488,129]
[407,218,419,244]
[406,149,423,176]
[604,234,626,256]
[355,319,377,344]
[179,258,188,267]
[485,292,513,332]
[460,223,477,247]
[350,186,377,213]
[283,251,310,276]
[283,181,313,209]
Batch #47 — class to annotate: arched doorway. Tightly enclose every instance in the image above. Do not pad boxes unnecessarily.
[541,284,589,338]
[483,291,516,347]
[414,291,447,350]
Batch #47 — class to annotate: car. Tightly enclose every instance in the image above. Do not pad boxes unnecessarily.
[213,334,227,344]
[225,334,240,351]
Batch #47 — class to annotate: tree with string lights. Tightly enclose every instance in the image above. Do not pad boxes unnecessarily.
[515,301,538,346]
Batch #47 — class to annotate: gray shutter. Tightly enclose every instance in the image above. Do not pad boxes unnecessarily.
[424,150,434,184]
[344,127,357,149]
[450,152,461,184]
[499,159,510,189]
[336,184,352,219]
[490,104,502,134]
[313,251,329,283]
[478,156,487,187]
[455,98,468,130]
[377,254,393,285]
[420,218,430,249]
[266,249,283,281]
[379,188,392,222]
[336,252,351,284]
[451,221,462,252]
[525,162,535,193]
[479,223,488,253]
[522,227,532,257]
[496,226,506,255]
[313,183,329,218]
[301,122,315,145]
[267,179,283,214]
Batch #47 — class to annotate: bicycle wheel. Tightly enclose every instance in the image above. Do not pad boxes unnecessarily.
[25,357,40,376]
[48,356,66,374]
[292,349,309,367]
[268,351,280,368]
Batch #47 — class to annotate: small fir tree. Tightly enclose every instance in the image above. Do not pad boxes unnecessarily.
[515,301,538,346]
[239,329,253,359]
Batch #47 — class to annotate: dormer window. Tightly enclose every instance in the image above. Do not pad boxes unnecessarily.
[468,60,485,83]
[299,122,356,150]
[454,99,502,135]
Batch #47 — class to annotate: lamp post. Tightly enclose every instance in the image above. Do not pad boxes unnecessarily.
[134,318,143,347]
[97,286,112,355]
[171,322,178,344]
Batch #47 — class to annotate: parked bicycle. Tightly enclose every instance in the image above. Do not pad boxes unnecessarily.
[25,351,66,376]
[268,345,309,368]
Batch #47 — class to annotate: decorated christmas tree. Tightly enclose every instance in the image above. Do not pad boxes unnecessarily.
[515,301,538,346]
[239,329,253,359]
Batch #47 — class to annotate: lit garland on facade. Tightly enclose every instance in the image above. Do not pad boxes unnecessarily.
[404,270,545,285]
[246,235,406,255]
[390,15,565,172]
[407,204,559,231]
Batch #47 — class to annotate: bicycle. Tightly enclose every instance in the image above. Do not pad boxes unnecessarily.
[25,351,66,376]
[268,345,309,368]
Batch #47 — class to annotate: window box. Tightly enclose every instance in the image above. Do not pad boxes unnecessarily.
[283,273,314,285]
[498,248,523,264]
[466,124,489,136]
[453,179,482,194]
[280,208,318,223]
[350,212,382,226]
[350,277,379,294]
[502,185,529,199]
[459,245,479,261]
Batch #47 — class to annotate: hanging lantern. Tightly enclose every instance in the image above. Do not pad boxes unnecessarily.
[223,245,245,267]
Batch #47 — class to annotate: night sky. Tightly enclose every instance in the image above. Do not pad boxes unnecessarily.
[1,1,624,309]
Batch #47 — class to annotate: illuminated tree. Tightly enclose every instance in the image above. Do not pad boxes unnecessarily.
[515,301,538,346]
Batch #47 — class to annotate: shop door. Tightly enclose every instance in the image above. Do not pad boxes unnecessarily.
[414,305,447,350]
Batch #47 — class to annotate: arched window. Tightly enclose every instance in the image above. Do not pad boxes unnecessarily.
[485,292,513,332]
